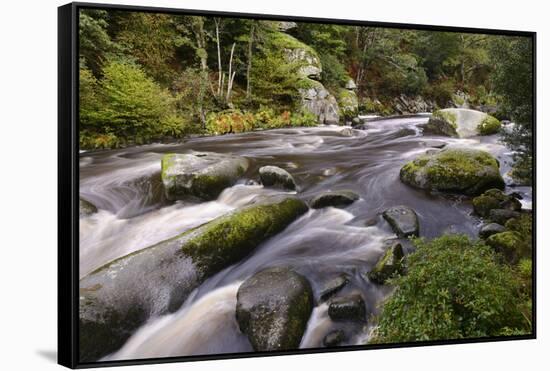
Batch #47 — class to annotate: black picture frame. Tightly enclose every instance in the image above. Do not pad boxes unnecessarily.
[58,2,537,369]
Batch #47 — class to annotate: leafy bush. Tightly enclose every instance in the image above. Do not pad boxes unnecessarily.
[291,109,318,127]
[206,110,255,135]
[79,61,189,148]
[371,234,531,343]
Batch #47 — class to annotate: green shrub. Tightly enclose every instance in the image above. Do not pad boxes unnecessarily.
[291,109,318,127]
[371,234,531,343]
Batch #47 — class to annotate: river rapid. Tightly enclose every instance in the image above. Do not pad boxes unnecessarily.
[79,116,531,360]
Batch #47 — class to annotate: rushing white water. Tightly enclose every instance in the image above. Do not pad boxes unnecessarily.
[80,115,531,359]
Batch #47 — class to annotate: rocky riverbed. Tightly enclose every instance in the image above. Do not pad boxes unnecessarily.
[79,114,531,361]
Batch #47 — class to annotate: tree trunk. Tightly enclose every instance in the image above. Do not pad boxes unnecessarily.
[246,24,255,100]
[215,19,223,98]
[226,43,236,103]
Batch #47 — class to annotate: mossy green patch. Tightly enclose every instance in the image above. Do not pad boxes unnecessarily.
[400,148,504,195]
[478,115,501,135]
[486,231,525,264]
[181,198,308,276]
[432,109,458,129]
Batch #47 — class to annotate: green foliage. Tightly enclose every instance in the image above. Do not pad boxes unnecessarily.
[319,53,349,90]
[249,51,302,107]
[491,37,533,185]
[206,110,256,135]
[79,61,187,149]
[79,10,117,75]
[371,235,531,343]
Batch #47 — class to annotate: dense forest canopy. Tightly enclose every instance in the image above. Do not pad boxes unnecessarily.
[78,9,533,181]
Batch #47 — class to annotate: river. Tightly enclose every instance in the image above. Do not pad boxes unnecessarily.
[79,116,531,360]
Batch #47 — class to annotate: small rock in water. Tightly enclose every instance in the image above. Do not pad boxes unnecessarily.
[323,329,346,347]
[328,294,366,322]
[244,179,260,186]
[367,243,405,284]
[488,209,521,225]
[351,117,362,127]
[472,189,522,217]
[382,206,420,237]
[259,166,297,190]
[79,198,98,217]
[422,140,447,149]
[479,223,506,239]
[310,190,359,209]
[364,216,379,227]
[319,274,350,302]
[339,127,355,137]
[236,267,313,351]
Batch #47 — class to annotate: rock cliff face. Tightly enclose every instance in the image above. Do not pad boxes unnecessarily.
[275,29,341,125]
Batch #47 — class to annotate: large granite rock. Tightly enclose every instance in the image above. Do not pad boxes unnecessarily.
[79,197,308,361]
[236,267,313,351]
[300,80,340,125]
[400,148,505,196]
[425,108,501,138]
[161,152,248,201]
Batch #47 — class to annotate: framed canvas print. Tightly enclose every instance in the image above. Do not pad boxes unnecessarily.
[58,2,536,368]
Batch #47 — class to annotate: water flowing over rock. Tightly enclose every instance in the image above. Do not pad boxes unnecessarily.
[79,197,308,361]
[400,147,505,196]
[236,267,313,351]
[310,190,359,209]
[425,108,501,138]
[79,198,97,217]
[161,152,248,201]
[259,165,297,190]
[382,206,419,237]
[323,329,346,347]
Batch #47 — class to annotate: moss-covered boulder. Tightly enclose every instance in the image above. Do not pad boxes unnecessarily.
[478,115,502,135]
[79,198,97,217]
[488,209,521,225]
[367,243,405,284]
[338,88,359,121]
[328,294,366,322]
[79,197,308,361]
[259,165,297,190]
[310,190,359,209]
[486,231,524,264]
[161,152,248,201]
[236,267,313,351]
[382,206,419,237]
[399,148,505,196]
[472,189,522,217]
[425,108,500,138]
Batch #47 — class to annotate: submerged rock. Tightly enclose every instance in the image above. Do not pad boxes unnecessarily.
[328,294,366,322]
[323,329,346,347]
[79,198,97,217]
[425,108,501,138]
[478,223,506,239]
[79,197,308,361]
[472,189,522,217]
[382,206,419,237]
[399,148,504,196]
[259,166,297,190]
[367,243,405,284]
[236,267,313,351]
[161,152,248,201]
[310,190,359,209]
[319,274,350,302]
